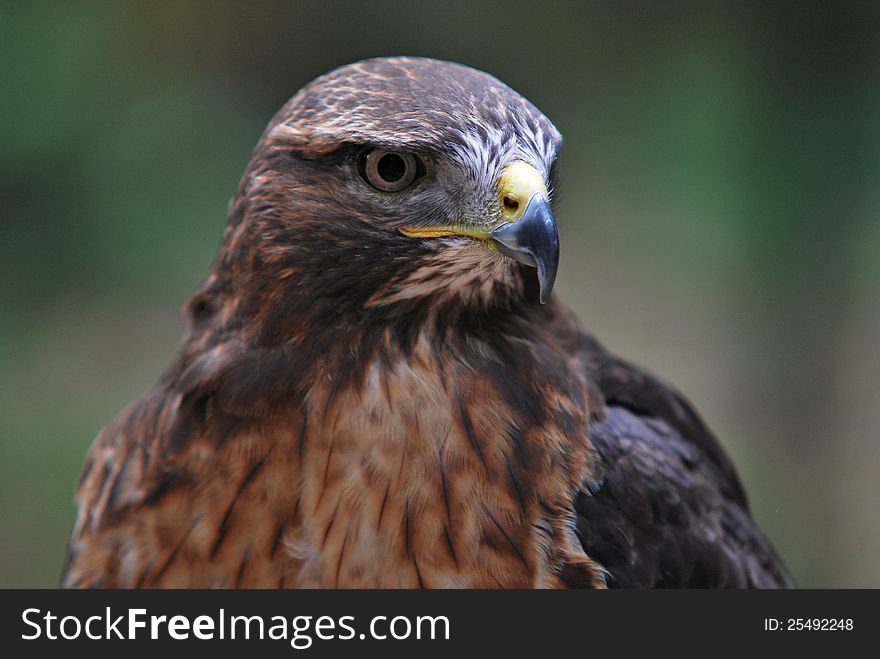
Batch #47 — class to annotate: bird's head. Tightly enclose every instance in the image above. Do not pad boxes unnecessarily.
[204,57,563,344]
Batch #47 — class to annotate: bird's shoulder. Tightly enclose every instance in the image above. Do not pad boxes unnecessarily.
[545,306,792,588]
[63,338,304,587]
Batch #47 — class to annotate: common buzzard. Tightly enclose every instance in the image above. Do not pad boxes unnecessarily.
[63,57,792,588]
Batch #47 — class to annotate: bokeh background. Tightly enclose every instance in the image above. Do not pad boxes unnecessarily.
[2,1,878,588]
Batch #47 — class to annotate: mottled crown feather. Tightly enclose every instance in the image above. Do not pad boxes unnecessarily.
[263,57,562,159]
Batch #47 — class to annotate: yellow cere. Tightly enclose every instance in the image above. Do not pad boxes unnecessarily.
[496,161,548,223]
[399,160,548,241]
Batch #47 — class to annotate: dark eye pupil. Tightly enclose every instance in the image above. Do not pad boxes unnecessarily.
[376,153,406,182]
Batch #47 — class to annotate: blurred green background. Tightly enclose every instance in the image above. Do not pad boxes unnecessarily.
[2,1,878,588]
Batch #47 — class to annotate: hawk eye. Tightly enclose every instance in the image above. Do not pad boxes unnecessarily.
[359,148,423,192]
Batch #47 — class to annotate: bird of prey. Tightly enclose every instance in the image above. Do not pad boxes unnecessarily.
[63,57,792,589]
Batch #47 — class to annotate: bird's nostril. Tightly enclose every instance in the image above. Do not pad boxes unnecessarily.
[503,194,520,214]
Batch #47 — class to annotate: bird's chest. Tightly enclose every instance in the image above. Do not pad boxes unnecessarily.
[289,350,593,588]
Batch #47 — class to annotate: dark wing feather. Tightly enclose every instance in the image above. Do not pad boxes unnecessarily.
[561,328,793,588]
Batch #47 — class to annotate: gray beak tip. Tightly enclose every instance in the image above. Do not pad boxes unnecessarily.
[490,194,559,303]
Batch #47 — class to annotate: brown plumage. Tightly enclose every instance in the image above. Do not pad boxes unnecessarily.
[63,57,792,588]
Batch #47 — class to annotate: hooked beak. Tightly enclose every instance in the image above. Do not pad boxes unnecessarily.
[399,160,560,303]
[489,193,559,303]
